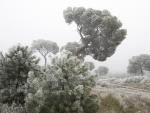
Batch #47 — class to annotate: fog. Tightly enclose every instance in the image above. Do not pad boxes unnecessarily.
[0,0,150,73]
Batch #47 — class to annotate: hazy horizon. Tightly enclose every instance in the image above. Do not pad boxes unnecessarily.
[0,0,150,73]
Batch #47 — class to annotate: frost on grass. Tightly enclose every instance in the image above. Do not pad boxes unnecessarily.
[97,73,150,86]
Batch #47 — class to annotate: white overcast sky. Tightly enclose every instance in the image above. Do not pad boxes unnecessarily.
[0,0,150,73]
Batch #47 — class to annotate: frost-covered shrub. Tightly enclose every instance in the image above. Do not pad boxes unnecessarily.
[60,42,81,56]
[127,54,150,75]
[124,76,144,83]
[84,61,95,71]
[0,45,39,105]
[26,51,99,113]
[0,103,26,113]
[95,66,109,76]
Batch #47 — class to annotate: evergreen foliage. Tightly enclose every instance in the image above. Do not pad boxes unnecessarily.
[31,39,59,68]
[61,42,81,56]
[26,51,99,113]
[95,66,109,76]
[127,54,150,75]
[84,61,95,71]
[0,45,39,105]
[63,7,127,61]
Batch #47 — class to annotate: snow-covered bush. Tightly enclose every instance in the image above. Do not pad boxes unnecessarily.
[95,66,109,76]
[26,51,99,113]
[124,75,150,84]
[0,44,39,105]
[124,76,144,83]
[0,103,26,113]
[84,61,95,71]
[127,54,150,75]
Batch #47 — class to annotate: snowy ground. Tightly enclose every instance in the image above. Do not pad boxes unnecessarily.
[92,74,150,113]
[96,73,150,85]
[95,74,150,97]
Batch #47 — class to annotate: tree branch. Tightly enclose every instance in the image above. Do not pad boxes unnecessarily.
[77,25,84,40]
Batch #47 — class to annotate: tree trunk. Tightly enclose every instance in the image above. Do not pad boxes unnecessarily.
[44,56,47,69]
[140,65,144,76]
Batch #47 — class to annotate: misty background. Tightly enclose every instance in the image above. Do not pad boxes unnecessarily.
[0,0,150,73]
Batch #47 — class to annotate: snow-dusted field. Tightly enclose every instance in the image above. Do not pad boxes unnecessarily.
[92,74,150,113]
[95,73,150,96]
[97,73,150,85]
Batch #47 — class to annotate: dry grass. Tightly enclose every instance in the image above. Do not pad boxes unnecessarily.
[99,94,124,113]
[98,94,150,113]
[1,91,150,113]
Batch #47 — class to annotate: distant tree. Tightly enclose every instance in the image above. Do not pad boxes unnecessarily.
[0,52,6,89]
[26,51,99,113]
[31,39,59,68]
[84,61,95,71]
[0,45,39,105]
[95,66,109,76]
[127,54,150,75]
[63,7,127,61]
[61,42,81,56]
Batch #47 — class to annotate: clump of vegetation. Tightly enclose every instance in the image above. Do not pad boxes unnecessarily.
[0,45,39,105]
[26,51,99,113]
[127,54,150,75]
[63,7,127,61]
[84,61,95,71]
[0,6,128,113]
[31,39,59,68]
[0,103,26,113]
[95,66,109,76]
[99,94,124,113]
[61,42,81,56]
[99,94,150,113]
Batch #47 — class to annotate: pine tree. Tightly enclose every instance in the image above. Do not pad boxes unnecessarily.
[0,45,39,105]
[26,51,99,113]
